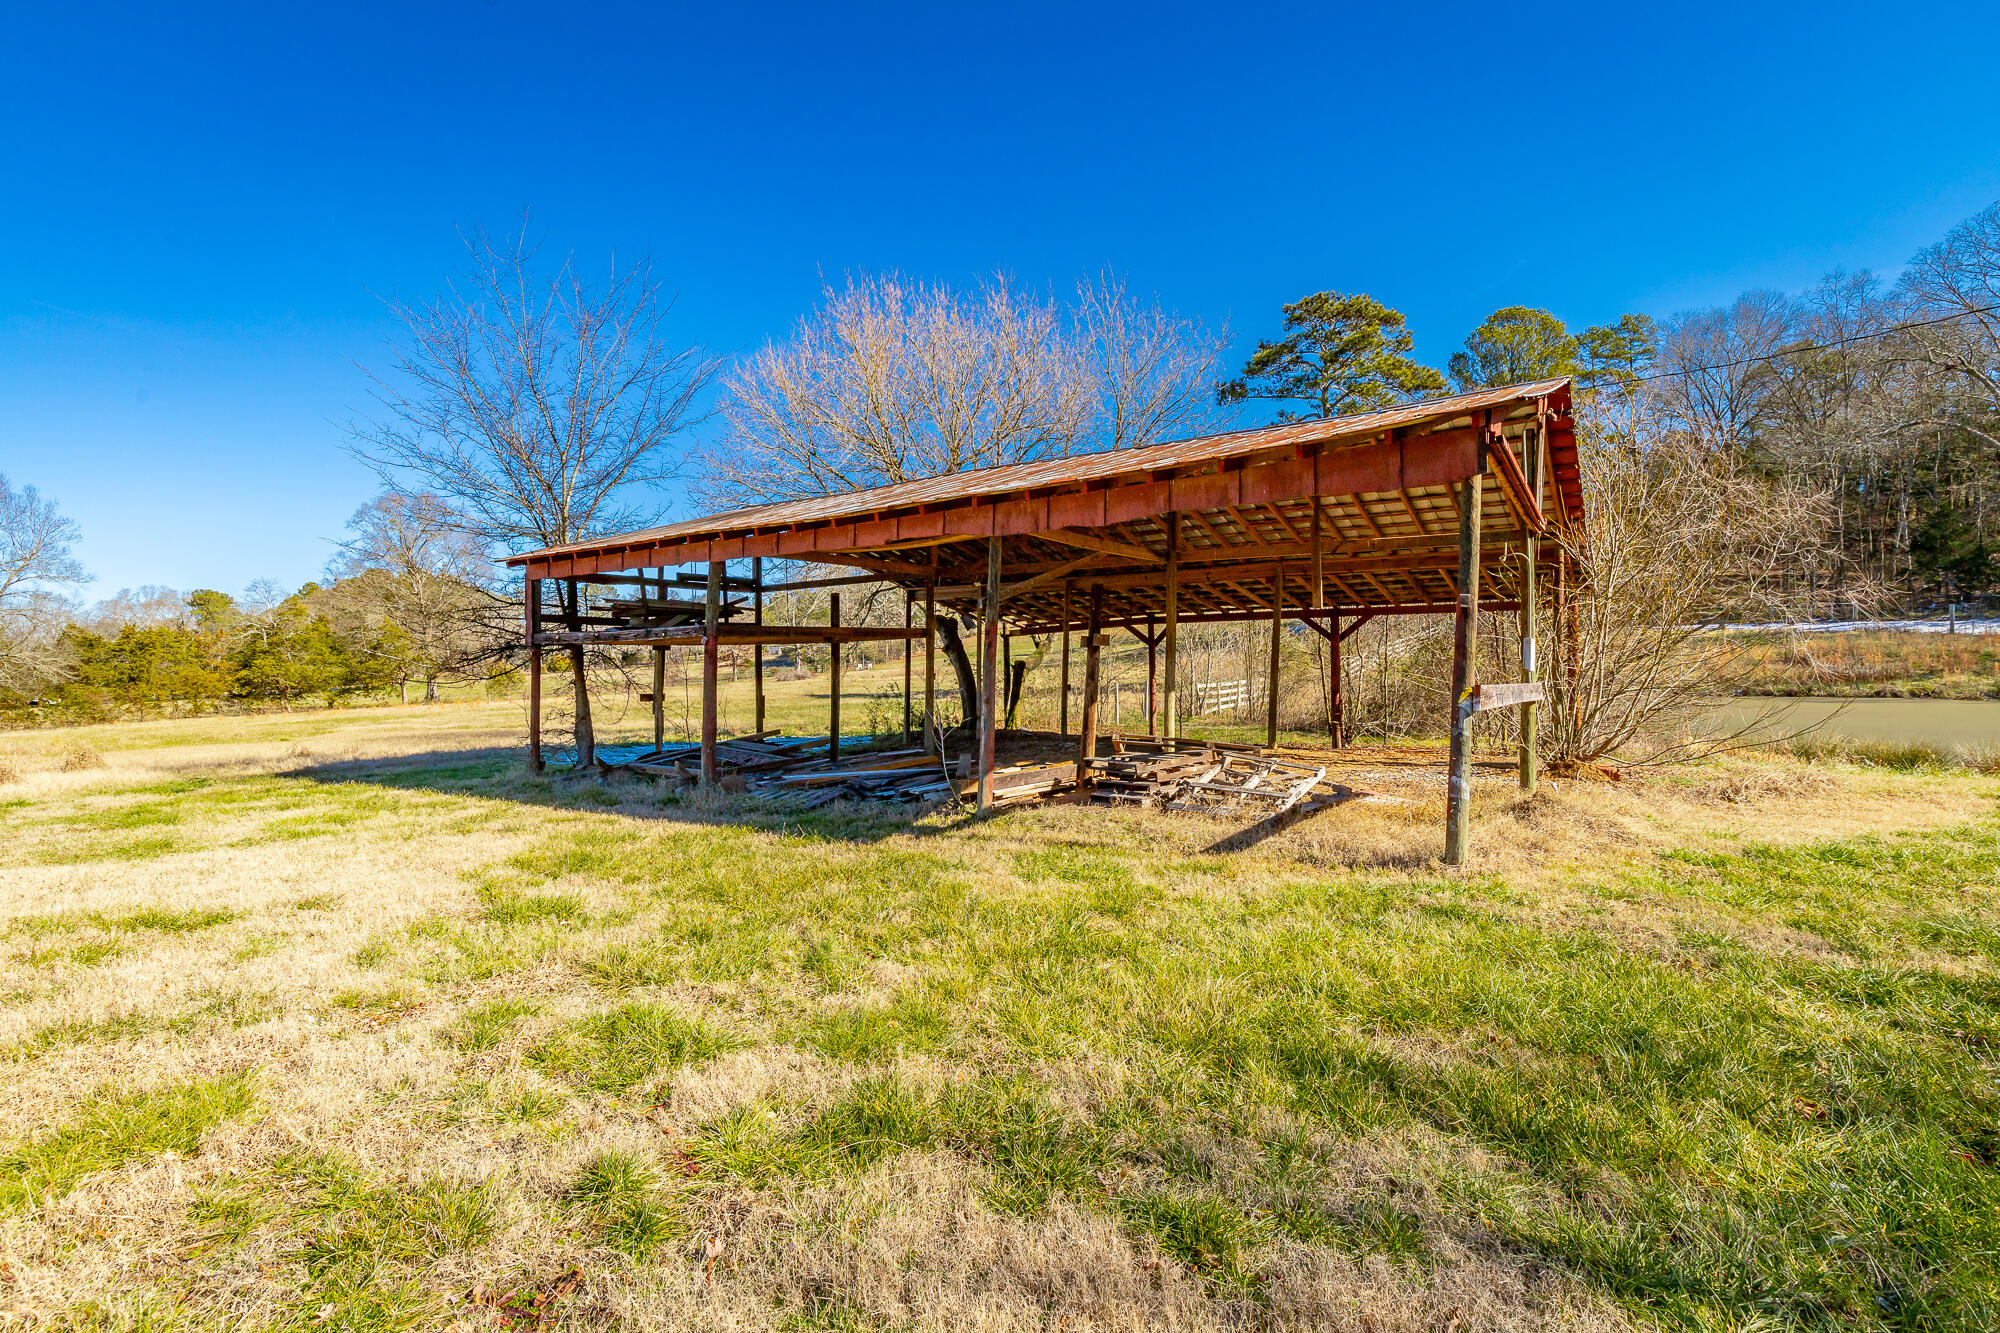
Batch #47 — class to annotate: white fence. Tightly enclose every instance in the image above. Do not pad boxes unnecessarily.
[1193,679,1249,714]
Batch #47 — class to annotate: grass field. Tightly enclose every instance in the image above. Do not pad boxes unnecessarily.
[1733,629,2000,699]
[2,690,1999,1331]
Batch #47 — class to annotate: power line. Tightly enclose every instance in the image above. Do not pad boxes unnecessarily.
[1627,301,2000,384]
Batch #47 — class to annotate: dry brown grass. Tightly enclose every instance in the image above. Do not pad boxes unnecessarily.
[0,702,1994,1330]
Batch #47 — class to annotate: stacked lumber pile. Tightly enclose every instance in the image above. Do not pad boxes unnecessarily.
[613,733,959,807]
[1081,735,1331,816]
[603,728,1349,825]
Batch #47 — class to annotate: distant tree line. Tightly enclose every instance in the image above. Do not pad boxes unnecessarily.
[6,200,1999,738]
[0,486,509,722]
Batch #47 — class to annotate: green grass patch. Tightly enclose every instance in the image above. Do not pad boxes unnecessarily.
[566,1150,686,1256]
[526,1002,737,1093]
[0,1074,256,1210]
[477,884,587,926]
[100,906,242,934]
[445,997,542,1052]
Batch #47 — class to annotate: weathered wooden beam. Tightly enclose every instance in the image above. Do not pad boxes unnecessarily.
[752,557,766,734]
[1445,430,1487,867]
[1470,681,1546,712]
[531,624,925,647]
[978,537,1000,811]
[525,576,543,773]
[829,592,842,764]
[701,562,721,786]
[1032,527,1162,563]
[1266,563,1283,747]
[1163,513,1180,740]
[1076,586,1104,786]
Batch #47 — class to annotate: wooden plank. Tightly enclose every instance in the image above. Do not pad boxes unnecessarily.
[1469,681,1547,712]
[532,624,925,646]
[1032,528,1162,564]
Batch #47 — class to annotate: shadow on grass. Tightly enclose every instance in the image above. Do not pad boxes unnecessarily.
[286,742,973,846]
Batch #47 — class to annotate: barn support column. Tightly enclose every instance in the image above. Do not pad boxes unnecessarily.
[651,647,665,750]
[1329,609,1343,748]
[977,536,1001,810]
[829,593,842,763]
[1265,564,1283,747]
[1519,429,1541,794]
[1163,513,1180,739]
[1058,585,1071,735]
[1445,436,1487,866]
[525,576,543,772]
[1076,585,1104,787]
[922,576,937,752]
[1146,616,1158,735]
[701,561,721,786]
[903,591,914,744]
[752,557,765,735]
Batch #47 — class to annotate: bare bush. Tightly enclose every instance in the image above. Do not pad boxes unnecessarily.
[1544,419,1845,765]
[58,743,106,772]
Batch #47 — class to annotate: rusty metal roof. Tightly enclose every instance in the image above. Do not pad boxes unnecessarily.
[509,378,1574,566]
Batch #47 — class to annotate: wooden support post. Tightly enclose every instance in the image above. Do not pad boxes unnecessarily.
[526,576,543,772]
[1163,512,1180,739]
[1146,616,1158,736]
[753,557,765,735]
[1076,585,1104,786]
[1520,430,1541,794]
[651,647,665,750]
[1313,499,1341,748]
[1310,497,1325,612]
[903,591,914,745]
[922,576,937,753]
[1059,584,1071,736]
[978,536,1001,811]
[1329,609,1343,748]
[701,561,721,786]
[829,592,842,763]
[1266,564,1283,748]
[1445,437,1487,866]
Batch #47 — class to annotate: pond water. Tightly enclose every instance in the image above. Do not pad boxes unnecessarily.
[1706,696,2000,752]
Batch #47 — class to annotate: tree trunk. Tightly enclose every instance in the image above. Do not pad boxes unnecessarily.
[399,679,409,705]
[933,616,980,729]
[424,675,438,702]
[568,645,595,767]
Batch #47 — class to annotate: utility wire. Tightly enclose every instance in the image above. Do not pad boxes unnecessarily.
[1624,301,2000,384]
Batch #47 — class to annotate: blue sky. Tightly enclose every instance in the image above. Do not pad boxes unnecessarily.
[5,1,1997,597]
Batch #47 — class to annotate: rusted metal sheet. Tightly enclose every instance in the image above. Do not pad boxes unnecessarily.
[510,380,1574,576]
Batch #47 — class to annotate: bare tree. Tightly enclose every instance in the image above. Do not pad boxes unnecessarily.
[704,273,1086,507]
[321,490,504,703]
[1897,201,2000,457]
[1075,273,1226,451]
[350,221,716,763]
[85,585,191,632]
[1651,291,1794,448]
[0,475,89,698]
